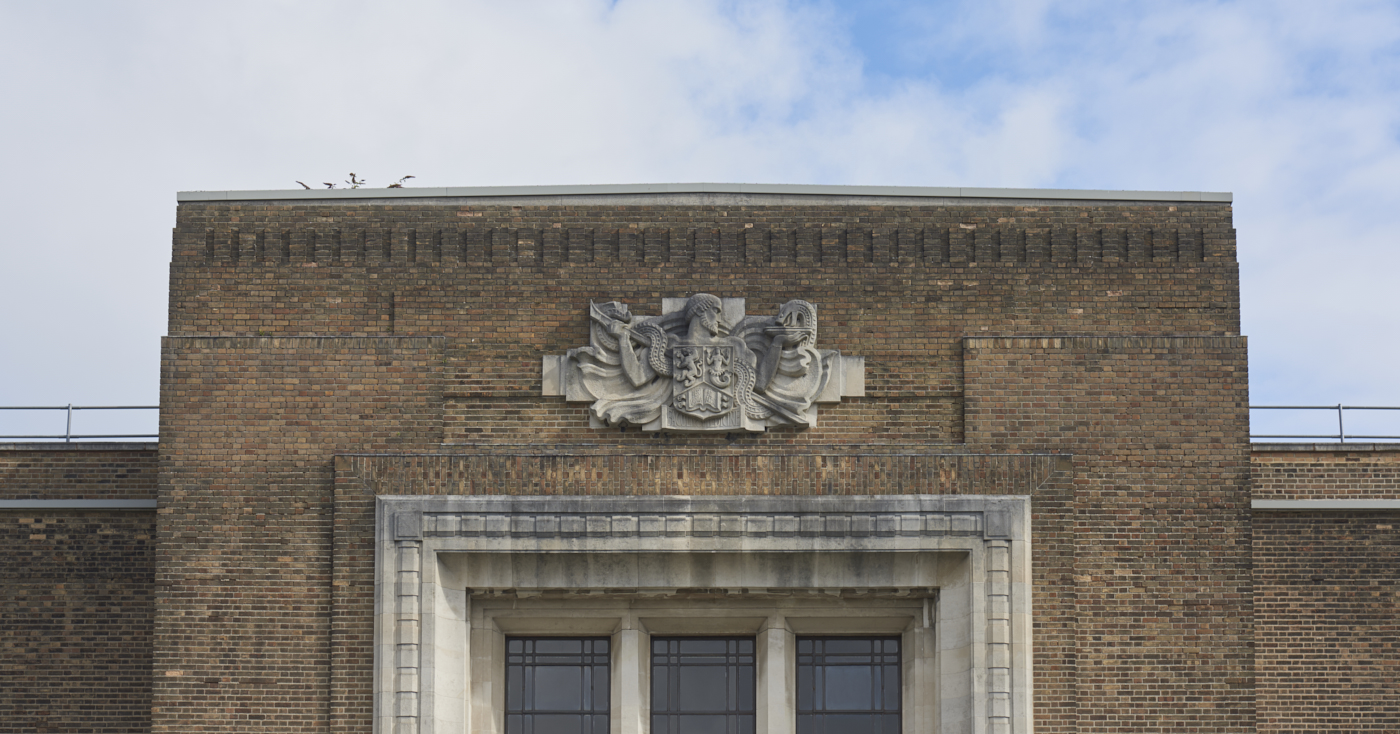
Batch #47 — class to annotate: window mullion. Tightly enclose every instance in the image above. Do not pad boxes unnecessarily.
[615,627,648,734]
[756,618,795,734]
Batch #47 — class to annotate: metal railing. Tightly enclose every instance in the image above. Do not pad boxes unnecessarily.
[2,404,1394,443]
[1251,405,1400,442]
[0,405,159,442]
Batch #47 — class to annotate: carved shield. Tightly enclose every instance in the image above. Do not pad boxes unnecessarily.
[670,345,738,421]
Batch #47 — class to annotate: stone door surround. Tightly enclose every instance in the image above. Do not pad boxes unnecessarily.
[375,495,1032,734]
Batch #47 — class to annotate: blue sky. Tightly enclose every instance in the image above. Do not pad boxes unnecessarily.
[2,0,1399,440]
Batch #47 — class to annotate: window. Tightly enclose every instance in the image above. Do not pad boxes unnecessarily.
[796,637,901,734]
[504,633,902,734]
[505,637,610,734]
[651,637,756,734]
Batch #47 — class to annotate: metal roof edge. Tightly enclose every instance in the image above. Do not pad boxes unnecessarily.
[1251,443,1400,452]
[177,183,1233,203]
[0,442,157,451]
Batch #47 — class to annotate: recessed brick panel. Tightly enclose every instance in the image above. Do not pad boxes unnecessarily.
[0,446,157,501]
[1254,511,1400,731]
[1253,448,1400,500]
[0,508,155,734]
[0,446,157,733]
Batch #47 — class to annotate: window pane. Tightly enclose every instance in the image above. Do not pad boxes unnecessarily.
[881,665,900,710]
[505,637,610,734]
[795,637,901,734]
[823,665,873,710]
[536,639,584,654]
[594,666,609,710]
[676,714,728,734]
[653,666,668,704]
[677,666,729,711]
[821,639,871,656]
[652,637,755,734]
[736,663,754,711]
[534,666,584,710]
[796,665,813,710]
[507,665,524,709]
[534,715,589,734]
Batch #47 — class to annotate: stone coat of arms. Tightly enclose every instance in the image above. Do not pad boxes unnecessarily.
[543,294,863,432]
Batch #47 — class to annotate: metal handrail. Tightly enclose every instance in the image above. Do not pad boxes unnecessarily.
[2,403,1393,443]
[0,405,158,442]
[1251,405,1400,443]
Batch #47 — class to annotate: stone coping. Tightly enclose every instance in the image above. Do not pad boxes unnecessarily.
[178,182,1232,204]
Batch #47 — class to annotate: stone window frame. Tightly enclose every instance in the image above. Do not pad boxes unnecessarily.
[374,495,1032,734]
[470,594,925,734]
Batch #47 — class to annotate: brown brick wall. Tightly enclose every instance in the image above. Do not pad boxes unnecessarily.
[0,510,155,734]
[157,198,1248,733]
[28,193,1400,733]
[1253,511,1400,732]
[169,201,1238,278]
[1252,446,1400,500]
[328,449,1067,732]
[337,450,1061,496]
[964,336,1254,734]
[168,201,1240,449]
[1,446,156,734]
[0,445,157,501]
[155,337,443,734]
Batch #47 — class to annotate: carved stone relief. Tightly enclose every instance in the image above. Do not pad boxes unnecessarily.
[542,295,864,431]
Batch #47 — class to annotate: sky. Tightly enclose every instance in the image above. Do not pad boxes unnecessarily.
[2,0,1398,441]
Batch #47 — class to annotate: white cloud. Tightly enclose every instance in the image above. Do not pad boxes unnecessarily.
[1,0,1399,437]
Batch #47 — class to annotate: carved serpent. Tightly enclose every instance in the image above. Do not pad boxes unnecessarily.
[591,321,620,352]
[632,320,672,377]
[734,353,772,420]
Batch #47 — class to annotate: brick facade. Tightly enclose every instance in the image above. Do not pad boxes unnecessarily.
[2,186,1395,732]
[1251,446,1400,731]
[1253,511,1400,731]
[1,445,157,501]
[0,445,157,734]
[156,191,1250,734]
[1252,445,1400,501]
